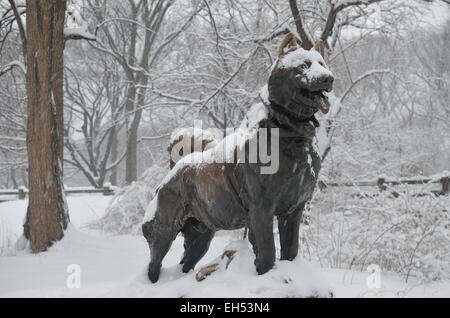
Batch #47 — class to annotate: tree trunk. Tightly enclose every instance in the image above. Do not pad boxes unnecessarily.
[125,78,147,185]
[24,0,69,253]
[10,167,18,189]
[109,127,119,186]
[21,166,28,188]
[125,113,141,184]
[109,93,119,186]
[124,83,137,185]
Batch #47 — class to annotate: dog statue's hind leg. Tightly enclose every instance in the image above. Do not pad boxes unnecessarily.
[277,203,304,261]
[180,218,215,273]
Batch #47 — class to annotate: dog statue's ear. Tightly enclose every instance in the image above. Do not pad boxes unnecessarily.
[279,32,298,56]
[313,39,325,58]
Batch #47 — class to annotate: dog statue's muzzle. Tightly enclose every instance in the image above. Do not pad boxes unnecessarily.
[311,75,334,92]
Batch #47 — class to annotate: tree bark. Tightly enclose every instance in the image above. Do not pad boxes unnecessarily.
[24,0,69,253]
[288,0,313,49]
[125,84,146,185]
[10,168,18,189]
[125,122,139,184]
[109,116,119,186]
[124,83,137,185]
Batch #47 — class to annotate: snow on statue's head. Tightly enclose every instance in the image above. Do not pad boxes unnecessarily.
[268,33,334,117]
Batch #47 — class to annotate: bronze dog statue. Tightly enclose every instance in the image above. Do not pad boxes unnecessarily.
[142,33,334,283]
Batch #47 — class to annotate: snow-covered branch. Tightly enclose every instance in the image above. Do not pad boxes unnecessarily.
[64,27,96,42]
[340,69,402,103]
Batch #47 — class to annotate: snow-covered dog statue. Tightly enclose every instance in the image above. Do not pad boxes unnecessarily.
[142,33,334,283]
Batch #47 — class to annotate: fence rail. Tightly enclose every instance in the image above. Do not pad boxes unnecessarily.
[318,175,450,197]
[1,175,449,203]
[0,185,115,202]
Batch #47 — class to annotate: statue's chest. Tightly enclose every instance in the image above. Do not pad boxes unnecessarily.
[262,142,320,213]
[226,136,321,214]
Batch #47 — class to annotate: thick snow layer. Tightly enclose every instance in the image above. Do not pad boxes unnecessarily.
[170,127,220,146]
[239,102,268,131]
[110,240,332,298]
[279,48,333,79]
[1,197,450,298]
[0,196,112,254]
[143,194,158,223]
[64,27,96,41]
[259,84,270,105]
[279,48,323,68]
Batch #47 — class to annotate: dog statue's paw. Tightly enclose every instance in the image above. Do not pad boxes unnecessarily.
[148,263,161,283]
[255,260,274,276]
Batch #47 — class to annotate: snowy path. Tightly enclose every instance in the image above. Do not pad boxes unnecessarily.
[1,197,449,298]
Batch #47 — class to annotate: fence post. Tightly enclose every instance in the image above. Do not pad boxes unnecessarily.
[377,178,386,192]
[103,183,114,196]
[18,187,26,200]
[441,177,450,195]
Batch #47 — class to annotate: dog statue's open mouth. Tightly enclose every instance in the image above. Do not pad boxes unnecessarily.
[313,91,330,114]
[299,89,331,115]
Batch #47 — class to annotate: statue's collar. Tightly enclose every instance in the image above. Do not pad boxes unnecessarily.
[259,97,318,142]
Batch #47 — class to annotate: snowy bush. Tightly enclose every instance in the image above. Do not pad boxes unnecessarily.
[90,164,168,235]
[300,186,450,282]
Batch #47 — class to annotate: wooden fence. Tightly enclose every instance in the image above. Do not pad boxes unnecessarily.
[0,185,115,202]
[1,175,449,203]
[318,175,450,197]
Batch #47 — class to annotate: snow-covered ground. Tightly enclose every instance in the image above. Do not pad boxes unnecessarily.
[1,196,449,298]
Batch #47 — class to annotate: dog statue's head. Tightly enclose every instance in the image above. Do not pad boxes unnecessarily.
[268,33,334,120]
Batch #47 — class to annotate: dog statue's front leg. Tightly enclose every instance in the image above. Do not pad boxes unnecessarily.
[248,210,275,275]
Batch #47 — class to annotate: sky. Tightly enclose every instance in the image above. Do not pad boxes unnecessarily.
[423,1,450,29]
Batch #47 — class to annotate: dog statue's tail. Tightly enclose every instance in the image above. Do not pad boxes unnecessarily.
[167,128,218,169]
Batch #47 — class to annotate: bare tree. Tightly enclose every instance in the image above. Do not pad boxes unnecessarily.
[64,58,127,187]
[1,0,445,193]
[87,0,187,184]
[0,0,96,251]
